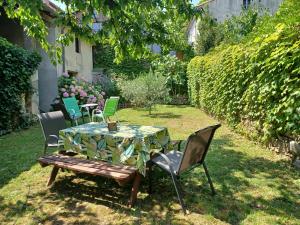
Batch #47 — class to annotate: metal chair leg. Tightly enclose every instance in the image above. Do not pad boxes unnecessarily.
[148,162,153,194]
[203,161,216,195]
[43,143,48,155]
[170,172,187,214]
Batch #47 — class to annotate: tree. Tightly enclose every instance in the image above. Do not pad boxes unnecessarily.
[195,9,221,55]
[0,0,198,62]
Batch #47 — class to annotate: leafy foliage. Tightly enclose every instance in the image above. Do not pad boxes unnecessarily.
[118,70,169,114]
[195,5,265,55]
[194,9,221,55]
[151,55,188,98]
[1,0,198,62]
[93,44,150,79]
[188,0,300,143]
[0,37,41,131]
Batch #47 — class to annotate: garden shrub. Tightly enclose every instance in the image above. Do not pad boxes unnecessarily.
[93,44,150,80]
[0,37,41,132]
[118,70,169,114]
[187,0,300,145]
[57,74,105,109]
[195,5,265,56]
[94,45,189,105]
[151,55,188,101]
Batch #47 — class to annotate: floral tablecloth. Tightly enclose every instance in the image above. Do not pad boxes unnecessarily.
[59,123,171,175]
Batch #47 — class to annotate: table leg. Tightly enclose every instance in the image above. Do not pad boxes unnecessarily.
[47,166,59,186]
[85,106,92,122]
[128,173,142,207]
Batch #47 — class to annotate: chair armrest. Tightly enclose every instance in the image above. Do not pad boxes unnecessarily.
[153,152,175,174]
[47,135,59,141]
[68,109,76,119]
[92,109,103,117]
[92,108,102,114]
[171,140,185,151]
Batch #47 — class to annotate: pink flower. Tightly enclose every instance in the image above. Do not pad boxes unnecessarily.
[80,90,87,97]
[62,72,69,77]
[101,91,106,96]
[71,88,76,93]
[63,92,69,98]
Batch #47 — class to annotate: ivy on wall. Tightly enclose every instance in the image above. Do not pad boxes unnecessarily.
[0,37,41,132]
[187,0,300,144]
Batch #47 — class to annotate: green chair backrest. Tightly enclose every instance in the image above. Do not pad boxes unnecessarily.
[62,97,81,118]
[103,97,119,117]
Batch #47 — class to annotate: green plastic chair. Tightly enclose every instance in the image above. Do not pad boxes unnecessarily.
[92,96,120,123]
[62,97,89,125]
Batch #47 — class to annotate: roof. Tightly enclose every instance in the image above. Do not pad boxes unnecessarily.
[196,0,215,9]
[42,0,61,16]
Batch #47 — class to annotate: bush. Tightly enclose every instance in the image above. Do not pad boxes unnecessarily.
[151,55,188,103]
[0,37,41,132]
[195,9,221,55]
[93,44,150,80]
[195,5,265,55]
[57,74,105,109]
[187,0,300,144]
[118,70,169,114]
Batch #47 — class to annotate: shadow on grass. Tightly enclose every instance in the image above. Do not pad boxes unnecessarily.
[1,135,299,224]
[164,104,191,108]
[142,112,182,119]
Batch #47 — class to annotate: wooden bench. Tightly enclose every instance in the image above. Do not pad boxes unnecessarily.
[38,154,141,207]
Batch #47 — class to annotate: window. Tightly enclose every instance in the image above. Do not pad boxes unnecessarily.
[75,37,80,53]
[243,0,251,9]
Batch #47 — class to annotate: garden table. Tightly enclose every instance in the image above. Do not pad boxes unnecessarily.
[79,103,98,122]
[59,122,171,175]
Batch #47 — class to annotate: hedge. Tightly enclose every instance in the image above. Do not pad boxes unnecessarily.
[0,37,41,132]
[187,0,300,144]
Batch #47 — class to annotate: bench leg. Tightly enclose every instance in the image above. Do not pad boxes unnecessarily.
[47,166,59,187]
[128,173,142,208]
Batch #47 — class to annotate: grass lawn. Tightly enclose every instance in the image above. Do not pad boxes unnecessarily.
[0,105,299,225]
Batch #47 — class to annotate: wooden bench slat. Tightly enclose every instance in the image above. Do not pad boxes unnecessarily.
[39,157,135,180]
[43,155,137,172]
[39,158,133,180]
[40,155,136,175]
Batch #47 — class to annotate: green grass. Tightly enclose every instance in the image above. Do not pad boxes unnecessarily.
[0,105,299,225]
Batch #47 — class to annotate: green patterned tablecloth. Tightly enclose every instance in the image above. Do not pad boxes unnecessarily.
[59,123,171,175]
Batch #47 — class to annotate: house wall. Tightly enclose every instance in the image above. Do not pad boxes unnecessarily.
[63,39,93,82]
[209,0,283,22]
[35,23,59,112]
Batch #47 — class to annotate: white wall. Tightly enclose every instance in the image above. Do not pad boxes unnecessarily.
[63,39,93,82]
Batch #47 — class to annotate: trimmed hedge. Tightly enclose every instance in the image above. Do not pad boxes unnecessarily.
[187,0,300,143]
[0,37,41,132]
